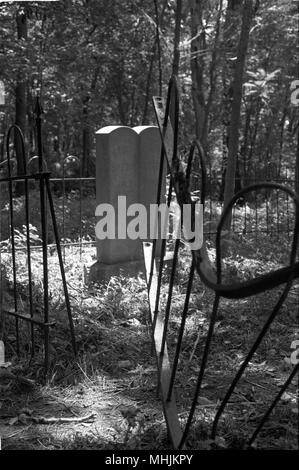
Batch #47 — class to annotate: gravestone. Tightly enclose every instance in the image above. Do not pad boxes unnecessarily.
[87,125,165,282]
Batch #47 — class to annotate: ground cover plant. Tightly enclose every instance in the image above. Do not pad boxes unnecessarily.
[0,226,297,450]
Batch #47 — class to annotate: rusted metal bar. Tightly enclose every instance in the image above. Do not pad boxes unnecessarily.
[152,177,173,336]
[35,98,50,372]
[179,294,220,449]
[45,176,77,356]
[158,237,180,379]
[149,145,166,289]
[143,241,185,449]
[167,260,195,402]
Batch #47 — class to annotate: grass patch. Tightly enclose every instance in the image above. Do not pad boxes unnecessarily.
[0,228,298,450]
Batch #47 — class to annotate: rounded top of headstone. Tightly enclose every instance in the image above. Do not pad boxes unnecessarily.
[96,126,137,135]
[133,126,158,134]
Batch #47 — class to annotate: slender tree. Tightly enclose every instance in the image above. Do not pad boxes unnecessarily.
[222,0,254,231]
[190,0,206,140]
[220,0,243,199]
[15,6,28,183]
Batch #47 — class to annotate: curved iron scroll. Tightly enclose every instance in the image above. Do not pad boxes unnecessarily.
[143,74,299,449]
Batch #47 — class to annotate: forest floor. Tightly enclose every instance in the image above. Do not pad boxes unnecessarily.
[0,233,298,451]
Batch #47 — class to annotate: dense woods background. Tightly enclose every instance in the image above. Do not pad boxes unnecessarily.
[0,0,298,194]
[0,1,298,451]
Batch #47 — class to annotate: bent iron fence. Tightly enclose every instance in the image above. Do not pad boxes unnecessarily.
[143,76,299,449]
[0,99,76,373]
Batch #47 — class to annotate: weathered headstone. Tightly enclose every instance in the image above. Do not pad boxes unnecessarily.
[134,126,166,232]
[95,126,140,264]
[134,126,166,255]
[87,125,164,282]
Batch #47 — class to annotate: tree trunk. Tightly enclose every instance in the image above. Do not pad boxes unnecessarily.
[142,0,168,123]
[82,65,100,176]
[172,0,182,77]
[82,106,90,177]
[248,97,261,169]
[296,124,299,195]
[15,8,28,192]
[202,0,223,150]
[277,105,287,177]
[223,0,254,230]
[220,0,243,200]
[240,104,252,184]
[190,0,206,140]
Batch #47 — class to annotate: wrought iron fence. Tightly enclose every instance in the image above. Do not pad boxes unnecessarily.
[0,101,76,373]
[143,75,299,449]
[202,167,296,240]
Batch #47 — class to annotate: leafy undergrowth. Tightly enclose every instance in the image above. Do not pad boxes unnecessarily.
[0,232,298,450]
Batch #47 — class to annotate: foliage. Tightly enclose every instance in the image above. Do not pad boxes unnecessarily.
[0,1,297,185]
